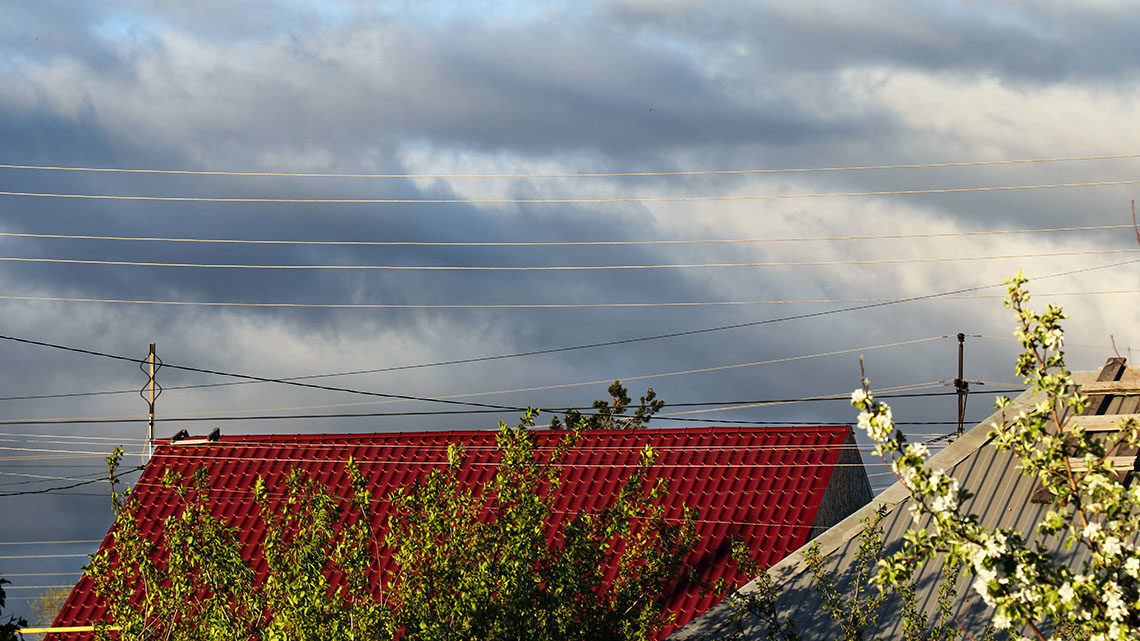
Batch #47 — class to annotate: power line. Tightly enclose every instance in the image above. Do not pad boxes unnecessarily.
[1,289,1136,311]
[0,432,135,442]
[1,248,1135,271]
[2,152,1137,178]
[3,179,1140,204]
[0,411,1003,427]
[97,336,948,420]
[0,258,1134,407]
[0,336,955,404]
[0,540,101,546]
[0,466,141,497]
[0,553,91,559]
[0,223,1130,246]
[0,572,83,577]
[0,333,530,412]
[0,441,924,460]
[0,469,111,488]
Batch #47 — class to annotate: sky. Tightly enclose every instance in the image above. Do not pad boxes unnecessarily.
[2,0,1140,625]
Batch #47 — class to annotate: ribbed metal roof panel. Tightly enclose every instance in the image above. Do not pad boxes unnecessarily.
[672,360,1139,640]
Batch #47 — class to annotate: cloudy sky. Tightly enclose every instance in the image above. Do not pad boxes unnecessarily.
[3,0,1140,623]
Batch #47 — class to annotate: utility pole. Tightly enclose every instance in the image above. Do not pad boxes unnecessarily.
[954,333,968,437]
[140,342,162,461]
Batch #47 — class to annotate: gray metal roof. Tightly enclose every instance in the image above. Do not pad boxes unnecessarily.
[671,359,1140,640]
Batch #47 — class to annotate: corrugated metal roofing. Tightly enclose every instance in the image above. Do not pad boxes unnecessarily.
[673,359,1140,640]
[51,425,854,640]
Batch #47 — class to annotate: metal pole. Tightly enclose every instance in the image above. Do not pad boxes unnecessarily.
[147,342,156,460]
[954,333,967,436]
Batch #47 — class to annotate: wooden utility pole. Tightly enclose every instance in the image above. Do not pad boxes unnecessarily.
[141,342,159,460]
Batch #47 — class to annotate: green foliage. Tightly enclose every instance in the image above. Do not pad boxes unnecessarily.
[0,576,26,641]
[84,400,693,641]
[714,541,800,641]
[87,450,381,641]
[253,460,383,641]
[87,458,260,641]
[853,272,1140,640]
[802,510,890,640]
[549,380,664,430]
[382,408,697,641]
[714,508,973,641]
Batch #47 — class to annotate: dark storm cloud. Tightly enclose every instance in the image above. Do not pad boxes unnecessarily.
[607,1,1140,85]
[1,1,883,165]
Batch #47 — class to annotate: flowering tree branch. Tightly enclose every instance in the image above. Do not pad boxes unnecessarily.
[851,272,1140,641]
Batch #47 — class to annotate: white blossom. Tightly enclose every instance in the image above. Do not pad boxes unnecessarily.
[1082,522,1102,541]
[850,388,868,405]
[906,501,922,523]
[1043,328,1064,349]
[906,442,930,459]
[972,567,998,606]
[930,484,959,513]
[1058,581,1075,604]
[993,611,1012,630]
[984,531,1012,556]
[1103,582,1126,621]
[1125,557,1139,578]
[1101,535,1123,558]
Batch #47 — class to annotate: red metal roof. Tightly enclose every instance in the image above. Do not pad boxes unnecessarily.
[52,426,854,639]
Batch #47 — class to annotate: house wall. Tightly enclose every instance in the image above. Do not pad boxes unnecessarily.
[809,429,873,540]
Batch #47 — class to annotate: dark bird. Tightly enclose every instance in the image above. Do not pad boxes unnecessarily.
[171,429,189,442]
[207,427,221,442]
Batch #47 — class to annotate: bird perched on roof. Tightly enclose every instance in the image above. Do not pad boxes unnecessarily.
[207,427,220,442]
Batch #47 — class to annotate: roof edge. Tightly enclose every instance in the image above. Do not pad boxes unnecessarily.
[153,424,855,446]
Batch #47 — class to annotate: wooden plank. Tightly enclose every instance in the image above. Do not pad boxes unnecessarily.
[1067,456,1136,472]
[1033,459,1135,502]
[1082,358,1128,416]
[1082,380,1140,395]
[1062,414,1140,432]
[1032,359,1131,503]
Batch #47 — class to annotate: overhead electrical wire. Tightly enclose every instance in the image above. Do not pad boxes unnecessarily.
[1,571,83,577]
[0,247,1135,271]
[0,223,1131,246]
[0,289,1136,311]
[0,445,109,456]
[0,552,91,559]
[0,432,135,442]
[0,426,973,457]
[0,466,141,497]
[0,332,531,412]
[0,453,109,462]
[106,336,948,420]
[0,439,944,458]
[0,470,110,488]
[0,442,938,483]
[2,152,1137,178]
[0,257,1134,408]
[0,539,101,546]
[0,433,957,463]
[0,412,1004,428]
[3,179,1140,203]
